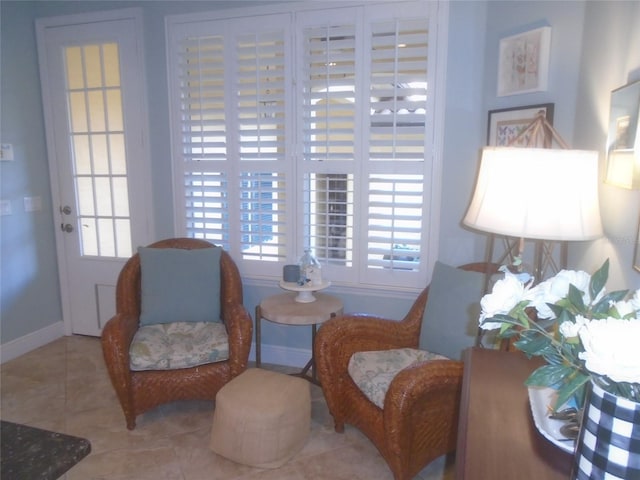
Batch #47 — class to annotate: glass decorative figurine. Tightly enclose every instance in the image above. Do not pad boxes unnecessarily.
[298,249,322,286]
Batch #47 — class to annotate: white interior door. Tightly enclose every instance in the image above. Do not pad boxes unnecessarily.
[37,9,153,336]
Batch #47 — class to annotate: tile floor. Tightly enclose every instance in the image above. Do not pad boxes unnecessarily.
[0,336,455,480]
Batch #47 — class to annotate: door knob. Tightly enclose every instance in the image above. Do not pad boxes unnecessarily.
[61,223,74,233]
[60,205,72,215]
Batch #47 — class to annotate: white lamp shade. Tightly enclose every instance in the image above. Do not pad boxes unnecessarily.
[463,147,603,241]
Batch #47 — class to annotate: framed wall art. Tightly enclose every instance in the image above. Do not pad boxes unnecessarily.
[605,80,640,189]
[635,217,640,273]
[497,26,551,97]
[487,103,554,146]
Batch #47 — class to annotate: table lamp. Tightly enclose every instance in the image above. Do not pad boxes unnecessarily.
[463,114,603,281]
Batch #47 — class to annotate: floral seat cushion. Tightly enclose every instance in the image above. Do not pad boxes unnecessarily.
[130,321,229,371]
[348,348,449,409]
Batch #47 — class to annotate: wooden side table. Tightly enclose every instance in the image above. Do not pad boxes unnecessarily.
[455,347,574,479]
[255,292,343,384]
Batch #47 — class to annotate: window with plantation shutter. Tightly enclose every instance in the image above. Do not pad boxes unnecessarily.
[298,14,358,270]
[168,14,292,276]
[185,172,229,248]
[363,15,430,285]
[179,33,230,247]
[167,1,444,290]
[236,28,289,263]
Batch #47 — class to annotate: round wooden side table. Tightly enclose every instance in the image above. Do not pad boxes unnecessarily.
[255,292,343,384]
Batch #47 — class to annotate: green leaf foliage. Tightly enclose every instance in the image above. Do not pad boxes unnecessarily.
[525,364,573,387]
[590,290,631,317]
[567,284,586,312]
[544,354,566,367]
[547,303,562,318]
[555,371,590,410]
[514,333,550,357]
[589,259,609,300]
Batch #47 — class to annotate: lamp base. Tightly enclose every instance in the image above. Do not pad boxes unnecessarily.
[485,234,567,282]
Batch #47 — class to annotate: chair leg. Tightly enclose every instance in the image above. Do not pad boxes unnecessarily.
[125,414,136,430]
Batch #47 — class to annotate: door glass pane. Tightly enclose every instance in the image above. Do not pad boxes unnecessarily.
[112,177,129,217]
[65,47,84,89]
[80,217,98,256]
[115,219,132,257]
[97,218,115,256]
[106,90,123,131]
[109,134,126,174]
[88,91,106,132]
[76,177,95,216]
[91,134,109,174]
[65,43,132,258]
[103,43,120,87]
[73,135,91,174]
[84,45,102,88]
[69,92,88,133]
[94,177,113,216]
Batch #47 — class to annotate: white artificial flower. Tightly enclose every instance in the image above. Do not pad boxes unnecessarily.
[578,317,640,384]
[479,271,530,330]
[558,315,589,339]
[613,299,638,318]
[528,269,594,319]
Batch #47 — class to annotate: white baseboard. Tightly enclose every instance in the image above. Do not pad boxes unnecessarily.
[250,343,312,369]
[0,322,65,364]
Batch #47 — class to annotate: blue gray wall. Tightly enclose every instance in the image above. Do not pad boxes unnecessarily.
[571,0,640,291]
[2,1,639,359]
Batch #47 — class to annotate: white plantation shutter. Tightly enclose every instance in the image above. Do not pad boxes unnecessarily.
[177,33,231,247]
[236,30,286,162]
[180,35,226,163]
[298,12,359,271]
[235,27,289,263]
[185,171,229,247]
[362,13,430,285]
[366,174,423,270]
[368,19,429,162]
[298,8,430,286]
[238,171,287,261]
[302,172,355,266]
[168,2,440,289]
[301,23,357,162]
[169,15,292,273]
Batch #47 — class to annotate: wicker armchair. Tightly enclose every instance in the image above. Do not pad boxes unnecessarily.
[315,262,500,480]
[101,238,253,430]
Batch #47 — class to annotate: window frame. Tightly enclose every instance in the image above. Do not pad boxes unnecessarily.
[166,1,448,293]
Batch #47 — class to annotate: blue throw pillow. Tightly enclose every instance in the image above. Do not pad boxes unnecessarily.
[418,261,486,360]
[138,246,222,326]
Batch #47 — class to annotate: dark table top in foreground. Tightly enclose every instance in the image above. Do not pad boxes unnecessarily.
[455,347,574,480]
[1,420,91,480]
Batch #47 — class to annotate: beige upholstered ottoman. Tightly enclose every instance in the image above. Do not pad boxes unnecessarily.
[210,368,311,468]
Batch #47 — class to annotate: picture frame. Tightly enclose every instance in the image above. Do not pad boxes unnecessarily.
[497,26,551,97]
[605,80,640,189]
[487,103,554,146]
[634,216,640,273]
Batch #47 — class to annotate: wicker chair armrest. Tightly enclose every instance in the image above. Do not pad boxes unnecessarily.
[223,303,253,376]
[383,359,464,459]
